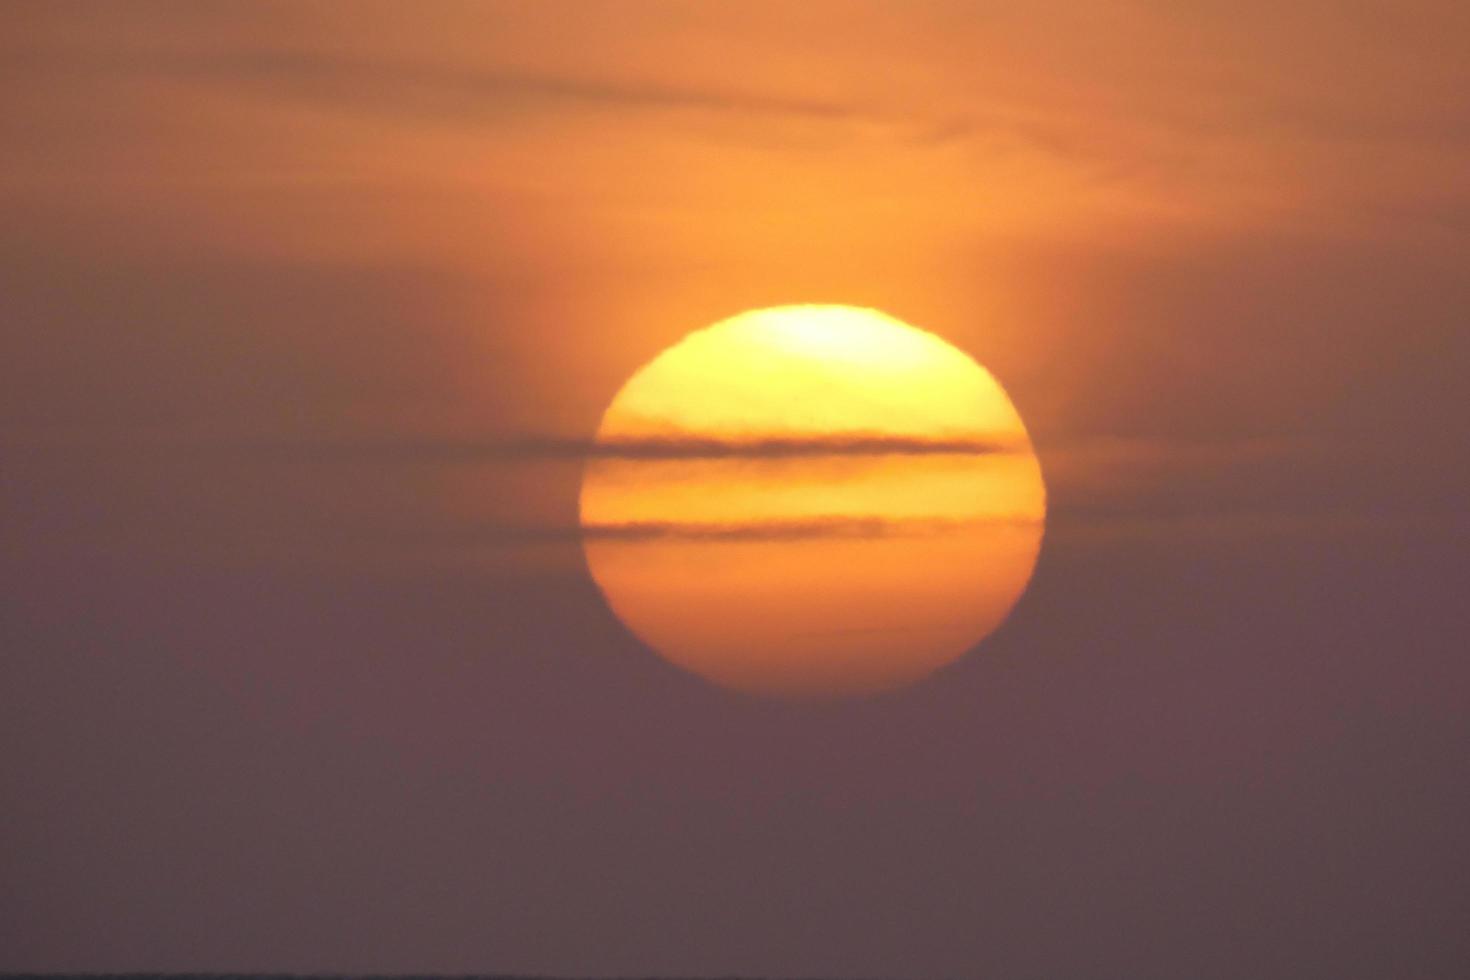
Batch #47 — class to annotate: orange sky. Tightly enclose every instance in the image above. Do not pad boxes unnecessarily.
[2,4,1468,976]
[5,1,1467,574]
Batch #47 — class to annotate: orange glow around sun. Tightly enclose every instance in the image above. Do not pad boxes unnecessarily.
[580,305,1045,698]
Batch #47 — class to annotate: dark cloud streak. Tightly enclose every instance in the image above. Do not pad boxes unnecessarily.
[1,43,860,124]
[503,433,1019,461]
[12,432,1019,463]
[477,513,1039,544]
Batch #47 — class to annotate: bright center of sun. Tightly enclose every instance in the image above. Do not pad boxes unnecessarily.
[579,305,1046,698]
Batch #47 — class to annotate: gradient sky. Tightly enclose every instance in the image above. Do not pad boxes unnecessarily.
[3,3,1468,977]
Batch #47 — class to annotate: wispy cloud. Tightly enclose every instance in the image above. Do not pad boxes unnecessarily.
[160,432,1022,463]
[512,433,1016,461]
[6,44,860,125]
[482,513,1040,544]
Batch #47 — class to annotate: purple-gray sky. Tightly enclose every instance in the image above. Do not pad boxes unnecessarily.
[3,3,1468,977]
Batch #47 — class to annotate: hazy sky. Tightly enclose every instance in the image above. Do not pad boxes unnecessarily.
[3,3,1468,977]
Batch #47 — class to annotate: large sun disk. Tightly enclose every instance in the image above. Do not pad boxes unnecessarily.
[580,305,1045,697]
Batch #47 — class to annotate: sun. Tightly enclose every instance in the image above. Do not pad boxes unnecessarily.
[579,305,1045,698]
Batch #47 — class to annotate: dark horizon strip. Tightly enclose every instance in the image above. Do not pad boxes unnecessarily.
[0,975,857,980]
